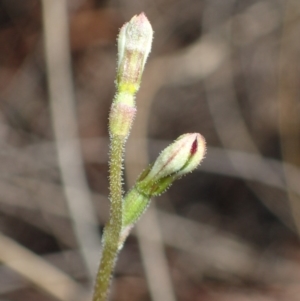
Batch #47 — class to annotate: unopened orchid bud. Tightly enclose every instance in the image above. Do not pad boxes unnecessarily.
[117,13,153,96]
[137,133,206,195]
[122,133,206,229]
[109,13,153,139]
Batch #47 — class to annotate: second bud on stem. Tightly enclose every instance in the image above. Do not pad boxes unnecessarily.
[122,133,206,233]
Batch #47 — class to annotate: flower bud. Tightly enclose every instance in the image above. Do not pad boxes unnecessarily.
[109,13,153,139]
[121,133,206,230]
[141,133,206,184]
[116,13,153,96]
[135,133,206,196]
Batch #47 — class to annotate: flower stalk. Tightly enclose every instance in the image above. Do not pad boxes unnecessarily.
[92,13,153,301]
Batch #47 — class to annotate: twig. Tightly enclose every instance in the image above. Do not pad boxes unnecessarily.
[41,0,102,280]
[0,232,88,301]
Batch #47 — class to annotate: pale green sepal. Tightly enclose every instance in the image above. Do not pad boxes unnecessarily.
[136,174,176,197]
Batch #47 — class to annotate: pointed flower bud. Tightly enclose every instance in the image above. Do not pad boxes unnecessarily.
[109,13,153,139]
[135,133,206,196]
[117,13,153,97]
[140,133,206,186]
[122,133,206,230]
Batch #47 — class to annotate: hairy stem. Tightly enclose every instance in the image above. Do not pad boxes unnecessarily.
[93,136,124,301]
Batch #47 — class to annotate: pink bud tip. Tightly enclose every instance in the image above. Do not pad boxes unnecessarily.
[190,138,198,155]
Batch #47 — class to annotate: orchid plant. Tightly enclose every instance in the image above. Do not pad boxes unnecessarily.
[92,13,206,301]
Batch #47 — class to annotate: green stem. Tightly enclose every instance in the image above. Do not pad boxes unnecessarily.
[93,136,125,301]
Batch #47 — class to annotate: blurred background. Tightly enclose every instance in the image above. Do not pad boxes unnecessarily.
[0,0,300,300]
